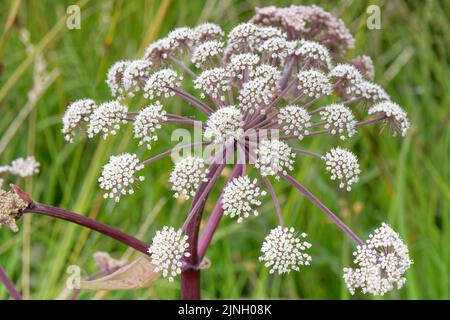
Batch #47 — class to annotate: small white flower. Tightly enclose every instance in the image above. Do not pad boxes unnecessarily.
[194,68,231,101]
[98,153,144,202]
[297,70,332,99]
[238,77,277,115]
[204,105,244,142]
[320,103,357,140]
[259,226,312,274]
[169,157,209,199]
[133,102,168,150]
[144,38,171,63]
[368,101,410,137]
[191,40,224,68]
[295,40,332,70]
[148,226,190,282]
[322,147,360,191]
[226,53,260,81]
[222,175,267,223]
[329,64,363,84]
[329,64,363,96]
[8,156,40,178]
[62,99,96,142]
[255,139,295,178]
[357,81,389,102]
[254,26,287,46]
[343,223,413,296]
[87,101,128,139]
[257,37,295,61]
[143,69,183,100]
[122,59,153,97]
[227,23,259,50]
[278,105,311,139]
[167,27,195,54]
[193,23,224,43]
[252,64,281,87]
[106,60,129,98]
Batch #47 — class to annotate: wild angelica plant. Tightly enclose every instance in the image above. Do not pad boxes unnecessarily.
[0,5,413,300]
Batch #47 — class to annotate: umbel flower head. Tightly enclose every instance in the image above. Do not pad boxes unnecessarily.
[60,5,412,289]
[343,223,413,296]
[133,102,168,149]
[98,153,144,202]
[204,105,244,142]
[255,139,295,178]
[62,99,96,142]
[222,175,267,223]
[259,226,312,274]
[323,148,360,191]
[7,156,40,178]
[169,157,209,199]
[148,226,190,282]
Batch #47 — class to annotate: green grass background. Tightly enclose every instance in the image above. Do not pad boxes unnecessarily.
[0,0,448,299]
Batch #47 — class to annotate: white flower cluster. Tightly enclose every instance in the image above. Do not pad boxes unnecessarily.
[62,99,96,142]
[278,105,311,139]
[204,106,244,142]
[98,153,144,202]
[166,27,195,55]
[169,157,209,199]
[148,226,190,282]
[194,68,231,101]
[227,23,259,50]
[295,40,332,70]
[143,69,183,100]
[323,147,360,191]
[255,139,295,178]
[320,104,357,140]
[8,156,40,178]
[133,102,168,149]
[329,64,363,96]
[106,61,129,97]
[343,223,413,296]
[257,37,295,61]
[193,23,224,42]
[239,78,277,115]
[297,70,332,98]
[357,81,389,103]
[122,59,153,97]
[222,175,267,223]
[87,101,128,139]
[259,226,312,274]
[253,64,281,87]
[191,40,224,68]
[144,38,171,64]
[368,101,410,137]
[226,53,260,81]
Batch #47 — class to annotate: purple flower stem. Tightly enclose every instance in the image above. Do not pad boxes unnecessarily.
[279,57,296,89]
[262,175,285,228]
[142,141,211,166]
[169,86,214,115]
[24,202,151,255]
[0,265,22,300]
[291,148,323,159]
[164,118,203,128]
[280,174,364,246]
[169,56,197,78]
[197,164,242,260]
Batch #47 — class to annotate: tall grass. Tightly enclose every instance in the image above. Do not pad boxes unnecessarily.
[0,0,448,299]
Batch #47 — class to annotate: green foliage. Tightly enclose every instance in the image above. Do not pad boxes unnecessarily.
[0,0,448,299]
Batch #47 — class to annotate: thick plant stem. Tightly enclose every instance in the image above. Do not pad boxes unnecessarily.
[24,202,150,255]
[181,163,225,300]
[281,174,364,246]
[198,164,243,259]
[0,265,22,300]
